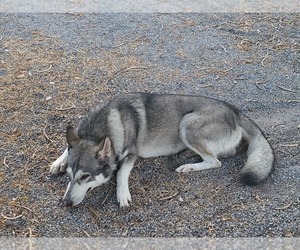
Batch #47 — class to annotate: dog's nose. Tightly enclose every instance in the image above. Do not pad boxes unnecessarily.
[63,199,73,207]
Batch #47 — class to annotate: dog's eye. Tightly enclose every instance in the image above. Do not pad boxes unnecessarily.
[80,174,90,181]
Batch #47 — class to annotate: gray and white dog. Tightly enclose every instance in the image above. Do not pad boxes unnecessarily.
[49,93,274,207]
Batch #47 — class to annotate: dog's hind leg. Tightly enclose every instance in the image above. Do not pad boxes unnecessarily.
[219,148,237,158]
[49,148,68,174]
[116,153,137,207]
[179,149,199,160]
[176,113,241,173]
[175,145,221,173]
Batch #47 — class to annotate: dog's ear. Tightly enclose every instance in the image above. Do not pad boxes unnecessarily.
[66,126,80,148]
[98,137,111,159]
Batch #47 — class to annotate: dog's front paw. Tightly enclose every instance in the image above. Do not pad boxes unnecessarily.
[49,158,67,175]
[117,187,132,207]
[49,149,68,175]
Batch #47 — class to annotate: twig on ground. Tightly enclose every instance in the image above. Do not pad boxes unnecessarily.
[223,68,233,73]
[201,84,212,88]
[55,104,76,111]
[159,191,179,201]
[43,125,53,143]
[255,194,262,202]
[261,52,269,66]
[28,227,33,237]
[275,200,293,210]
[122,229,129,236]
[103,65,148,85]
[279,143,299,147]
[83,230,91,237]
[196,67,214,71]
[109,35,146,49]
[35,64,53,73]
[1,212,23,220]
[232,203,245,209]
[276,85,297,93]
[3,157,10,169]
[12,204,34,214]
[48,34,61,38]
[88,207,99,220]
[100,189,111,208]
[220,45,229,54]
[255,77,269,84]
[272,123,285,129]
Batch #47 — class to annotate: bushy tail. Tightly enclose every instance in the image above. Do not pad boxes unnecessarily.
[239,116,274,185]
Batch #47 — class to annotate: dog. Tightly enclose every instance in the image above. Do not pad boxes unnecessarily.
[49,93,274,207]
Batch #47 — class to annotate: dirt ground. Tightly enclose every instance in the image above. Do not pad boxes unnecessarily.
[0,13,299,238]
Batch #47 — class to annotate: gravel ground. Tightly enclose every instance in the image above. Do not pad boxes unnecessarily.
[0,13,299,238]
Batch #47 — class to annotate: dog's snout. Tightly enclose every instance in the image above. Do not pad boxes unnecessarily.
[63,199,73,207]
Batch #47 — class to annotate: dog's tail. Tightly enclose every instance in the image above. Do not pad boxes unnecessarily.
[239,116,274,185]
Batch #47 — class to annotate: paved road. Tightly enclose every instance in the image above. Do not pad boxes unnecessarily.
[0,0,299,12]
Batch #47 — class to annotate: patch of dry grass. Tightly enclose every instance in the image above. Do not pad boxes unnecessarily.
[0,31,149,236]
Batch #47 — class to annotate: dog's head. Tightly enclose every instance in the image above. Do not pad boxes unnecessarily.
[62,126,115,207]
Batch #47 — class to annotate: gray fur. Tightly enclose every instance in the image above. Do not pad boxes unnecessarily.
[50,93,274,207]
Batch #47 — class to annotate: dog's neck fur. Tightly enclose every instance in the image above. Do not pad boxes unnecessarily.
[76,103,110,143]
